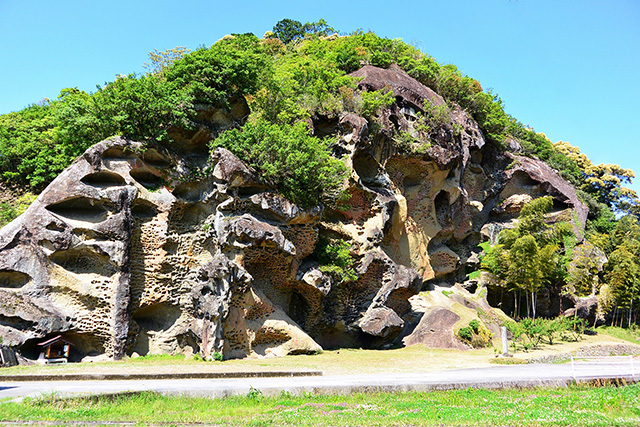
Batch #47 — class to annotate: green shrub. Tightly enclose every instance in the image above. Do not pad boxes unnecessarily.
[457,319,492,348]
[0,202,17,227]
[0,193,36,227]
[360,89,395,119]
[315,237,357,283]
[469,319,480,334]
[211,118,347,208]
[165,33,269,107]
[506,317,585,352]
[457,326,473,342]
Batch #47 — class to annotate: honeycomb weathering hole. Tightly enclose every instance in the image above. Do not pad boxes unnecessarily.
[142,149,171,168]
[130,169,164,189]
[45,197,109,223]
[131,200,158,219]
[0,270,31,289]
[102,146,134,159]
[172,182,202,202]
[50,247,118,276]
[133,304,182,332]
[81,171,126,188]
[353,150,380,182]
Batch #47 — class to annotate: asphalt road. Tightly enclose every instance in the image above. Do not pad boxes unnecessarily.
[1,357,637,402]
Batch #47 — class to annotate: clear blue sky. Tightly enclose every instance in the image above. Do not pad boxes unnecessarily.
[1,0,638,192]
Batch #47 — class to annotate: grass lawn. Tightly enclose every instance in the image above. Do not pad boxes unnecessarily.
[1,383,638,426]
[596,326,640,345]
[0,328,636,378]
[1,330,638,425]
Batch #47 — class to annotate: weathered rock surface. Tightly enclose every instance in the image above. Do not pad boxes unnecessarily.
[0,65,589,360]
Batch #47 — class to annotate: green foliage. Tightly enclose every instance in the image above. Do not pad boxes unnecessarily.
[467,271,481,280]
[359,89,395,118]
[457,319,492,348]
[272,19,337,44]
[246,386,263,400]
[457,326,473,342]
[211,118,347,208]
[0,192,36,227]
[468,319,480,334]
[517,131,583,186]
[556,140,639,214]
[249,43,356,123]
[91,74,190,143]
[0,103,65,189]
[481,197,575,318]
[505,317,584,352]
[5,384,640,426]
[0,202,16,226]
[144,46,190,74]
[596,325,640,344]
[273,19,305,44]
[605,246,639,309]
[315,237,357,283]
[165,33,269,108]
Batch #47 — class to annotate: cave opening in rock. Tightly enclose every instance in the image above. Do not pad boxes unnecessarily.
[101,146,134,160]
[172,182,203,202]
[131,304,182,356]
[434,190,451,228]
[0,270,31,289]
[287,291,308,328]
[45,197,110,223]
[552,198,570,211]
[49,247,117,276]
[81,171,126,188]
[132,304,181,333]
[352,150,380,184]
[0,313,36,330]
[312,116,339,137]
[131,200,158,220]
[19,333,91,363]
[130,169,164,189]
[141,149,171,168]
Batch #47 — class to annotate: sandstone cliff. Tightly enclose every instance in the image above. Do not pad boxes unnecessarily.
[0,65,587,360]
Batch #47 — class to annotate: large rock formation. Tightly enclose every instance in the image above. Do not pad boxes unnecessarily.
[0,65,587,360]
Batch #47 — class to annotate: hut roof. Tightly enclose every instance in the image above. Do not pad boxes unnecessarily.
[37,335,74,347]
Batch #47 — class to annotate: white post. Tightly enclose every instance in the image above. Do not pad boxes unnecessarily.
[501,326,508,356]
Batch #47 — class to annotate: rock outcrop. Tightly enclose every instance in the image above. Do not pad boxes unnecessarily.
[0,65,588,359]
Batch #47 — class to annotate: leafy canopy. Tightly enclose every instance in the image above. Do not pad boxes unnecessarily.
[211,118,347,208]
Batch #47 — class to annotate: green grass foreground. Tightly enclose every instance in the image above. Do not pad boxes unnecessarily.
[1,383,639,426]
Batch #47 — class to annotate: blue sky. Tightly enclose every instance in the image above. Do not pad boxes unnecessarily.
[1,0,638,192]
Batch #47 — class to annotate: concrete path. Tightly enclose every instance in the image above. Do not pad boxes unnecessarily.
[0,357,637,402]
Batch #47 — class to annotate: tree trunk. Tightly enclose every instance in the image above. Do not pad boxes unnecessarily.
[630,290,636,327]
[532,291,537,319]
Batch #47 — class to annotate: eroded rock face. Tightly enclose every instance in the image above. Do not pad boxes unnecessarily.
[0,65,589,359]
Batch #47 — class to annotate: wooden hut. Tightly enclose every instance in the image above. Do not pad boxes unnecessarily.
[37,335,74,364]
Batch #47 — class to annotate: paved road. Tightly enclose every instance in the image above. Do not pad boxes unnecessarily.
[1,358,637,402]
